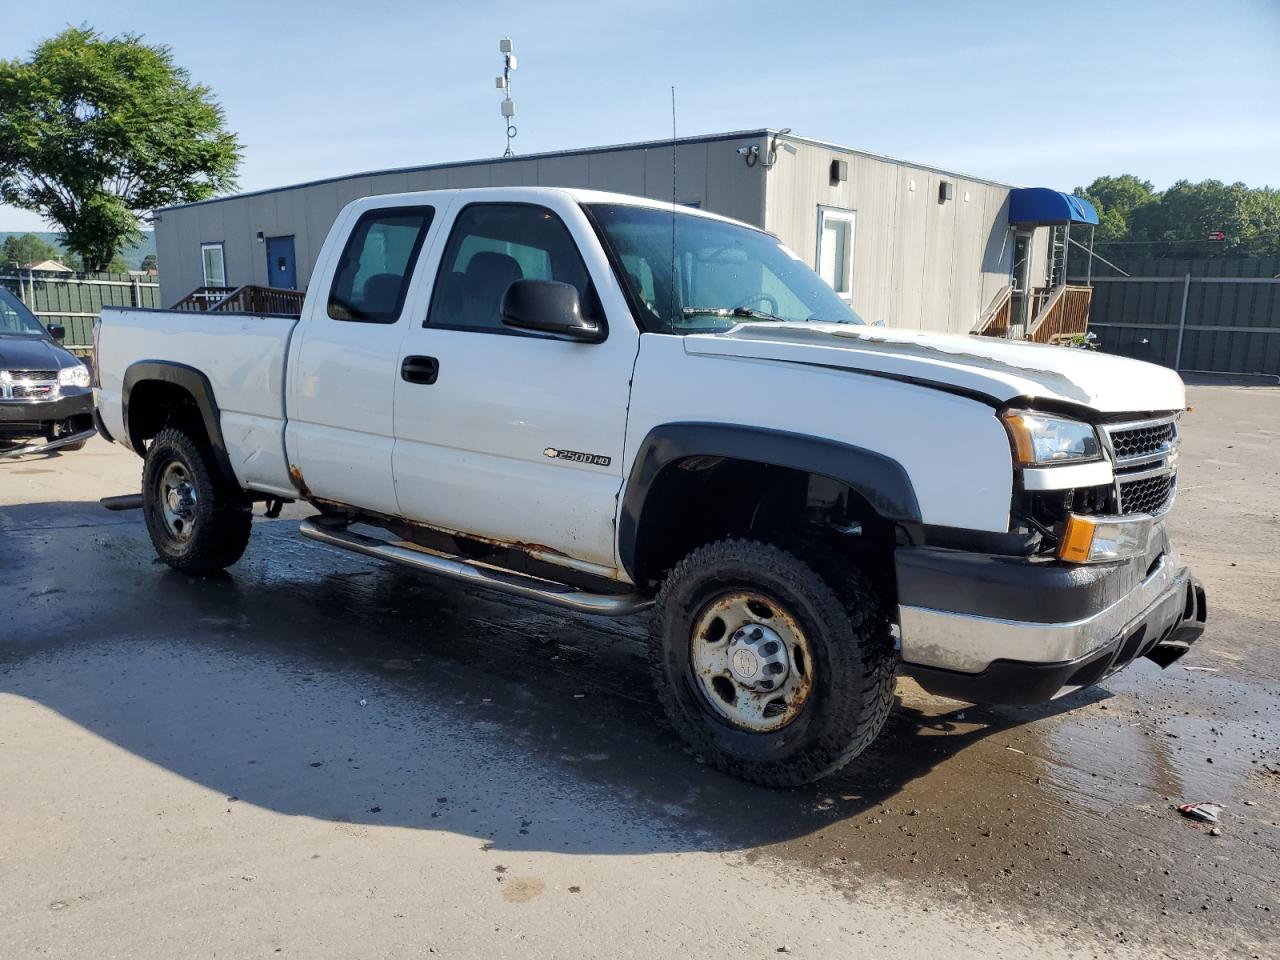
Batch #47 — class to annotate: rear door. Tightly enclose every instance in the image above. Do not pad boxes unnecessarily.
[391,193,639,574]
[285,200,443,514]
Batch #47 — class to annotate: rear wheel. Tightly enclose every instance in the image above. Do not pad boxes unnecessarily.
[142,427,252,573]
[649,538,896,787]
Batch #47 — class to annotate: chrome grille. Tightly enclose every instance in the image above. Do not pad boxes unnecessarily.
[1101,414,1179,517]
[0,370,61,401]
[1118,472,1175,515]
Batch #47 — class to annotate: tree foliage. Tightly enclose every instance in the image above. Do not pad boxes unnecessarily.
[1074,176,1280,258]
[0,26,240,271]
[2,232,62,267]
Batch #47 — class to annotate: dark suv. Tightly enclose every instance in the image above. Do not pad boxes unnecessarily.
[0,287,94,452]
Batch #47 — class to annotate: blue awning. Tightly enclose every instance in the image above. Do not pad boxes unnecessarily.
[1008,188,1099,226]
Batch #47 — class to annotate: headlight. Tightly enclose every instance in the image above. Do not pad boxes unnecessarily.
[58,364,91,389]
[1001,411,1101,466]
[1059,514,1152,564]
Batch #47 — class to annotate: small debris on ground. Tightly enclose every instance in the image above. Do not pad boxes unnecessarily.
[1209,826,1222,837]
[1182,665,1219,673]
[1177,802,1224,824]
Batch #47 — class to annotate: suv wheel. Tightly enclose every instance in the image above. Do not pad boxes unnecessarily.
[649,538,896,787]
[142,427,252,574]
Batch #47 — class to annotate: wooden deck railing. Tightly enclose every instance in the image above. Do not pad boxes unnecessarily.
[972,286,1013,338]
[171,285,306,317]
[172,286,235,311]
[1026,284,1092,344]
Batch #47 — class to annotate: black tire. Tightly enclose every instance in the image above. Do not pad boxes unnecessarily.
[142,426,252,574]
[45,419,88,451]
[57,438,88,452]
[649,538,896,787]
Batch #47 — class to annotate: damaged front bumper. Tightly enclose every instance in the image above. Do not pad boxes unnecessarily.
[895,524,1207,705]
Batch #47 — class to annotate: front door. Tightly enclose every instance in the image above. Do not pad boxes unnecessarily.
[391,196,638,574]
[266,235,297,289]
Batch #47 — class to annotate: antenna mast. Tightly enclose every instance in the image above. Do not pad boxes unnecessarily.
[496,38,518,157]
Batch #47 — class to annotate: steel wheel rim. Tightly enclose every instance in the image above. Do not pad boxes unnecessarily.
[689,591,814,733]
[159,461,198,542]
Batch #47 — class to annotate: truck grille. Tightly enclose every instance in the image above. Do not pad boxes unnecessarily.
[1101,415,1179,517]
[0,370,60,401]
[1118,472,1174,515]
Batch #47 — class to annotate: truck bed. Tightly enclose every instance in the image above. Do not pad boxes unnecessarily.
[96,307,300,496]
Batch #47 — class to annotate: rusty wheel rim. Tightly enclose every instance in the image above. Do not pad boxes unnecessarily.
[689,591,814,733]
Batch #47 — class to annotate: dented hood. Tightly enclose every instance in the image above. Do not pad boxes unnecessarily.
[683,323,1186,414]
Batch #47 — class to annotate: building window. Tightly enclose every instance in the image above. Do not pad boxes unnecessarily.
[200,243,226,288]
[327,206,435,324]
[816,207,854,298]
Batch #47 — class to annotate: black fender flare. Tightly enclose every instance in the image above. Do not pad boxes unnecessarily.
[121,360,237,483]
[617,422,922,582]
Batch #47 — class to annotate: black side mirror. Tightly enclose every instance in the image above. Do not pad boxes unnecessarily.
[47,323,66,342]
[501,279,601,342]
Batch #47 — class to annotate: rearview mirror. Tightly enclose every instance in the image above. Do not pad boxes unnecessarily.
[501,279,601,342]
[47,323,66,341]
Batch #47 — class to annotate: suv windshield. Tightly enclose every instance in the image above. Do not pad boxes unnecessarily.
[0,288,49,338]
[586,203,864,334]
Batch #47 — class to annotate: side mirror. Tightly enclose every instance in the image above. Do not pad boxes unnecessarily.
[501,279,601,342]
[47,323,66,341]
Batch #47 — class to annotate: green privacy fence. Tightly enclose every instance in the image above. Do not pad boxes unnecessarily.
[1069,258,1280,376]
[0,270,161,355]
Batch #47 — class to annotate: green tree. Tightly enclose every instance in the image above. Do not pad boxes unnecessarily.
[1,232,62,267]
[1073,175,1157,244]
[0,26,240,271]
[1131,179,1280,258]
[140,253,158,272]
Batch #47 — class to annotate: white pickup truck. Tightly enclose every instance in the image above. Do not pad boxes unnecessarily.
[95,187,1206,786]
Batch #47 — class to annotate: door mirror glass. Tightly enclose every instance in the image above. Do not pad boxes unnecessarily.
[501,279,600,341]
[47,322,66,341]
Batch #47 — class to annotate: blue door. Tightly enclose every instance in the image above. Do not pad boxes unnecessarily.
[266,235,297,289]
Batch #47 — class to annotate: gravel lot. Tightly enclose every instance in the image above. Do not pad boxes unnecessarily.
[1,378,1276,959]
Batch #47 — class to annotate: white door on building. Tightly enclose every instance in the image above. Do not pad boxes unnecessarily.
[815,206,855,299]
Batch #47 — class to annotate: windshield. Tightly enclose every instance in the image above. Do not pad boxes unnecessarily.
[0,288,49,338]
[587,203,865,334]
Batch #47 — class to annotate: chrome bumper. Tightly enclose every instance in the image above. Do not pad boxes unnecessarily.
[899,549,1191,674]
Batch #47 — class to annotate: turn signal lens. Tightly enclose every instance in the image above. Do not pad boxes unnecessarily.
[1058,514,1153,564]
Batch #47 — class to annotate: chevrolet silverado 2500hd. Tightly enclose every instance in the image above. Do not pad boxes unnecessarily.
[95,188,1206,786]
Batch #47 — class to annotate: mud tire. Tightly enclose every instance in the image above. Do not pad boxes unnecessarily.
[142,427,252,574]
[649,538,896,787]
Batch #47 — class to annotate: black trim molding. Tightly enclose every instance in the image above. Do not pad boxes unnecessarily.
[618,422,921,581]
[121,360,236,483]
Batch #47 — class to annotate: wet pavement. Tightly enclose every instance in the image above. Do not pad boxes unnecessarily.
[1,381,1277,959]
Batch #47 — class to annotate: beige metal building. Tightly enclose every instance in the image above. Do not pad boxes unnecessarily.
[155,129,1089,334]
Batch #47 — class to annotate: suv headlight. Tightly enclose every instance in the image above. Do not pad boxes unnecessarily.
[1001,411,1101,466]
[58,364,91,389]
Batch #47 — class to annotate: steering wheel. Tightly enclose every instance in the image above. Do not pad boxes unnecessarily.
[733,293,780,314]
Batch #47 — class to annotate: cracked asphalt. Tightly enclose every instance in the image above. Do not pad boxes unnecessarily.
[1,378,1276,959]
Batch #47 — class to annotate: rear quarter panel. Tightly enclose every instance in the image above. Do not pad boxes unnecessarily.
[97,308,299,493]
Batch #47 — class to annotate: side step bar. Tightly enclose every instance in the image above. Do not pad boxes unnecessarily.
[298,518,653,617]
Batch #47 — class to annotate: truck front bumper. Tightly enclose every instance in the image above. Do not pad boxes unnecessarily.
[895,524,1207,705]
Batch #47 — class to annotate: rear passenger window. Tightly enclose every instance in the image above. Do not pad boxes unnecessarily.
[426,203,597,332]
[328,207,434,323]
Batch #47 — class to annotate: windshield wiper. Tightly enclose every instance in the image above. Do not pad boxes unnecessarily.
[681,306,787,322]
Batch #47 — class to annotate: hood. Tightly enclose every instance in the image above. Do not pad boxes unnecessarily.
[683,323,1186,415]
[0,335,76,372]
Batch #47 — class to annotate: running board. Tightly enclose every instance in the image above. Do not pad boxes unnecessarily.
[298,518,653,617]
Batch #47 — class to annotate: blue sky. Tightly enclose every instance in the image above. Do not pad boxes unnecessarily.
[3,0,1278,231]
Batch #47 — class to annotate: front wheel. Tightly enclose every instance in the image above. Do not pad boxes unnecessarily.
[142,427,252,574]
[649,539,896,787]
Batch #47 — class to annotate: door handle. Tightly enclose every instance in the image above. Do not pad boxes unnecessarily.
[401,355,439,385]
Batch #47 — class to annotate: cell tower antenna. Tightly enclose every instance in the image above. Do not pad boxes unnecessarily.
[496,38,518,157]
